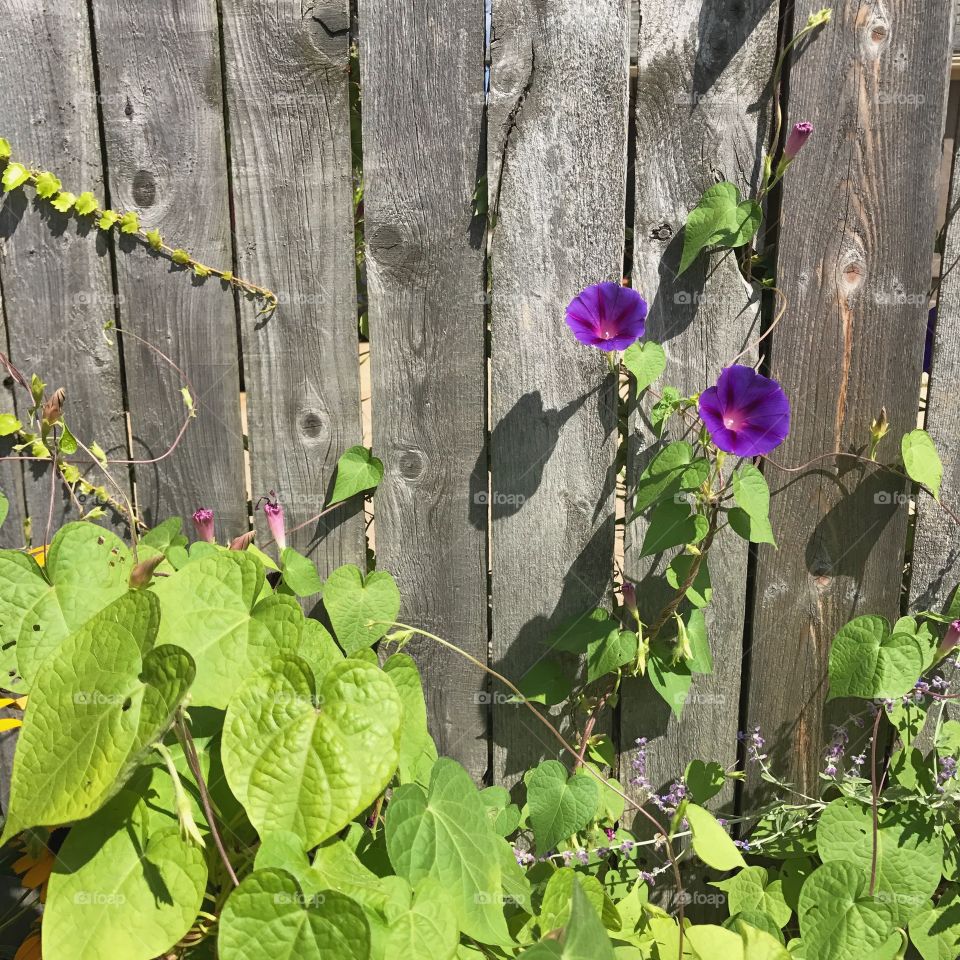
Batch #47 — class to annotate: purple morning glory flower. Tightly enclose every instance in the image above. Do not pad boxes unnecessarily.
[784,121,813,160]
[698,365,790,457]
[565,282,648,352]
[192,508,215,543]
[261,495,286,549]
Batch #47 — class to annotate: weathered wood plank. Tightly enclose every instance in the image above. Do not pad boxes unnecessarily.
[747,0,954,793]
[90,0,247,536]
[358,0,488,778]
[0,283,27,551]
[620,0,778,818]
[913,69,960,615]
[219,0,365,571]
[0,1,128,535]
[488,0,627,787]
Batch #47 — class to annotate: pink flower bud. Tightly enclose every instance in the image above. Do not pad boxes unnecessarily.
[937,619,960,660]
[192,508,215,543]
[622,581,638,616]
[262,497,286,549]
[229,530,255,551]
[784,121,813,160]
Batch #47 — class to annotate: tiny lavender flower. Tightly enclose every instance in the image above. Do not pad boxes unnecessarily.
[698,365,791,457]
[192,508,215,543]
[630,737,652,794]
[738,726,767,764]
[565,282,648,352]
[822,725,848,778]
[938,756,958,792]
[784,121,813,160]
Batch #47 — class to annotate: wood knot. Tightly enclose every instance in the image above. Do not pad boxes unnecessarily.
[839,260,866,293]
[397,447,426,482]
[366,223,424,276]
[299,410,326,440]
[650,223,673,242]
[132,169,156,208]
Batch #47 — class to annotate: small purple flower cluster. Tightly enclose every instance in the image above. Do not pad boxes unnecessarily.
[738,727,767,765]
[629,739,687,813]
[938,756,958,792]
[822,725,849,778]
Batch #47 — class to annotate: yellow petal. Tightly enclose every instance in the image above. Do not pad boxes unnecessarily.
[0,718,23,732]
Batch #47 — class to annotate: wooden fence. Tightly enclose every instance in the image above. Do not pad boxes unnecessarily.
[0,0,957,808]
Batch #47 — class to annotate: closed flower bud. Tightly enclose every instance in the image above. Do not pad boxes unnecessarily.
[229,530,255,551]
[937,619,960,661]
[784,121,813,161]
[129,554,164,589]
[41,387,65,426]
[262,495,286,549]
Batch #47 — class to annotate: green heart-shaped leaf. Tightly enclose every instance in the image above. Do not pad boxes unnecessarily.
[0,522,132,689]
[218,868,369,960]
[152,551,305,708]
[43,790,207,960]
[686,802,746,871]
[902,429,942,500]
[622,342,666,393]
[323,564,401,655]
[1,591,194,841]
[828,616,925,700]
[328,445,384,506]
[222,655,402,849]
[525,760,599,853]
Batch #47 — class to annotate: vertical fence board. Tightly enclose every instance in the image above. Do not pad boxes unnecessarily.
[359,0,488,778]
[0,283,26,550]
[747,0,953,792]
[90,0,247,535]
[0,2,128,534]
[488,0,627,787]
[219,1,364,570]
[620,0,778,816]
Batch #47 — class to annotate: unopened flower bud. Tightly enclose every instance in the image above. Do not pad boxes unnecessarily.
[869,407,889,461]
[229,530,255,551]
[937,619,960,661]
[41,387,65,426]
[262,496,286,549]
[192,508,215,543]
[129,554,164,589]
[621,581,638,616]
[806,7,831,29]
[784,121,813,161]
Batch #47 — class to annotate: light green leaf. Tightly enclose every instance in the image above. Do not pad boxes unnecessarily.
[816,798,942,923]
[666,553,712,607]
[383,652,438,786]
[51,190,77,213]
[648,652,692,716]
[34,171,61,198]
[2,162,30,192]
[733,464,771,522]
[98,209,120,230]
[685,759,726,804]
[539,868,620,935]
[798,861,896,960]
[0,412,21,436]
[1,591,195,841]
[146,228,163,250]
[622,341,667,393]
[151,550,306,708]
[713,866,791,928]
[0,138,10,159]
[525,760,599,853]
[44,789,207,960]
[58,421,78,455]
[640,499,708,557]
[686,802,746,871]
[685,608,713,674]
[222,655,402,849]
[119,210,140,234]
[516,658,573,706]
[218,868,370,960]
[909,901,960,960]
[329,445,384,506]
[524,876,616,959]
[631,442,694,516]
[386,758,512,945]
[827,616,925,701]
[0,521,132,688]
[322,564,401,655]
[902,430,942,500]
[280,547,323,597]
[678,182,762,275]
[586,628,638,682]
[728,507,776,545]
[74,191,98,216]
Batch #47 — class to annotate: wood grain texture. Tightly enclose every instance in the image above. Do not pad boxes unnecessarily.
[488,0,627,787]
[0,1,128,534]
[620,0,778,821]
[219,0,365,571]
[358,0,488,778]
[90,0,247,535]
[0,282,27,551]
[746,0,954,794]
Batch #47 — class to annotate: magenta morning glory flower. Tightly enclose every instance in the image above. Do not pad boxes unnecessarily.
[784,121,813,160]
[565,282,648,352]
[261,495,286,549]
[192,508,215,543]
[937,619,960,660]
[698,365,790,457]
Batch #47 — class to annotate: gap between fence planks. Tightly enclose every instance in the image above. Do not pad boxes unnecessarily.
[0,1,128,542]
[621,0,779,822]
[746,0,955,795]
[89,0,248,537]
[219,0,366,573]
[488,0,627,789]
[358,0,489,780]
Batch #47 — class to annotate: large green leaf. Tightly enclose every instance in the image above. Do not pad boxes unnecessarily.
[0,522,132,689]
[383,652,438,786]
[525,760,599,853]
[678,182,762,274]
[816,799,942,923]
[323,564,401,655]
[622,342,666,393]
[733,465,771,522]
[151,550,305,708]
[386,758,511,945]
[630,442,695,517]
[686,803,746,871]
[222,655,402,849]
[827,616,925,701]
[713,866,791,928]
[909,901,960,960]
[218,868,370,960]
[1,591,194,841]
[640,500,709,557]
[43,789,207,960]
[539,867,620,934]
[798,860,896,960]
[521,876,615,959]
[902,429,942,500]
